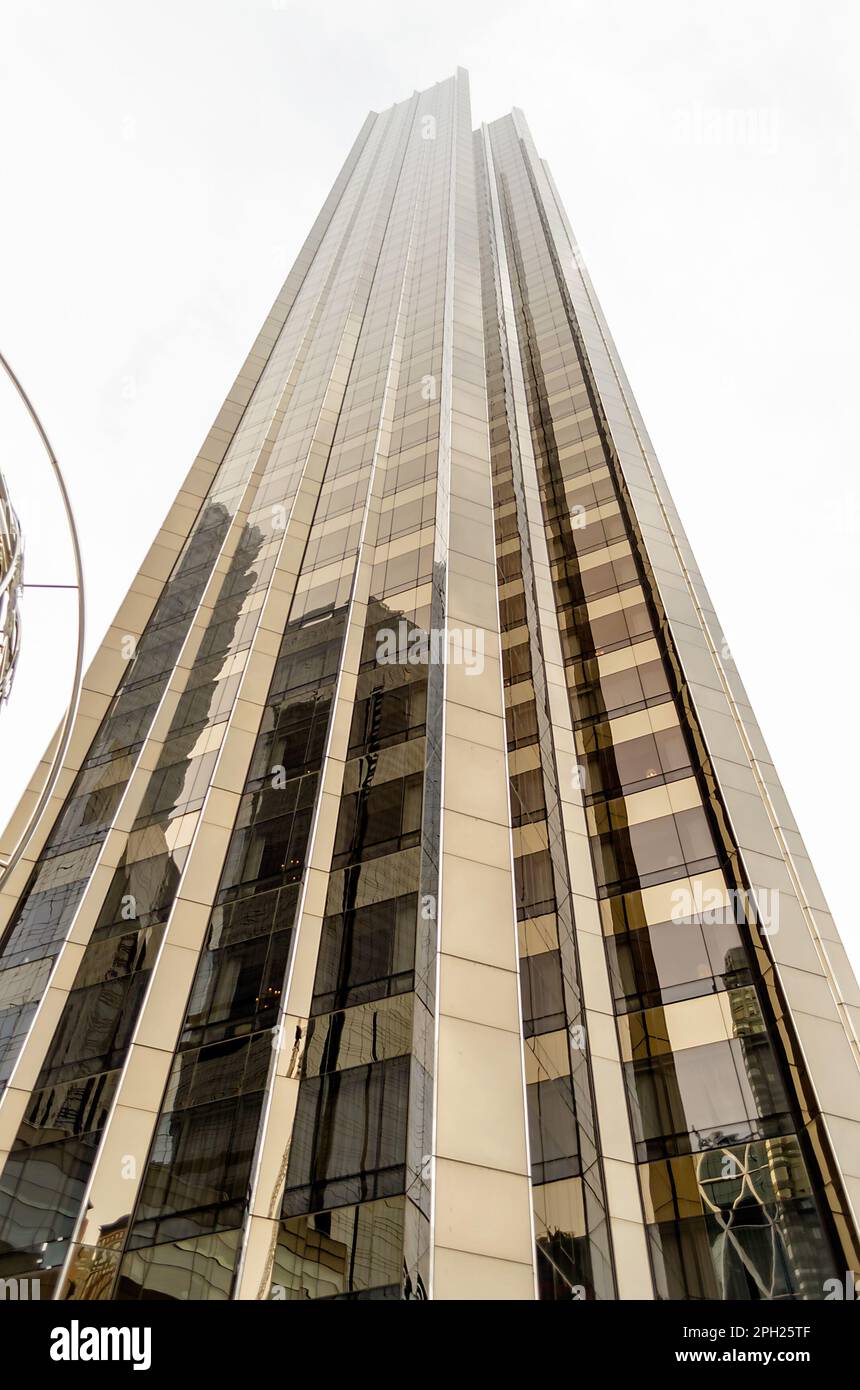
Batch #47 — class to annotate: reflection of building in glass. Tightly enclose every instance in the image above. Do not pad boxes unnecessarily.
[0,71,858,1301]
[0,467,23,706]
[68,1216,126,1302]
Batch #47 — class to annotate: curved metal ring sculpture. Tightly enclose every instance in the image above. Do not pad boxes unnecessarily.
[0,352,86,887]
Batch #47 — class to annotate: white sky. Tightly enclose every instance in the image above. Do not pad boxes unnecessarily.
[1,0,858,974]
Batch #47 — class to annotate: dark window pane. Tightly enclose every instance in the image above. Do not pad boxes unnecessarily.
[312,894,416,1015]
[528,1076,580,1183]
[283,1056,410,1216]
[521,951,566,1037]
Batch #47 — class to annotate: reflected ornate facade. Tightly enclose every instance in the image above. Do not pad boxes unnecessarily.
[0,467,23,707]
[0,71,858,1301]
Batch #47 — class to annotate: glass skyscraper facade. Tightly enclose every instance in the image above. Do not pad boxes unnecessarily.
[1,70,858,1302]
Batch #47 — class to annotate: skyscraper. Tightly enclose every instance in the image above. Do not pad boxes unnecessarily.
[0,69,858,1303]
